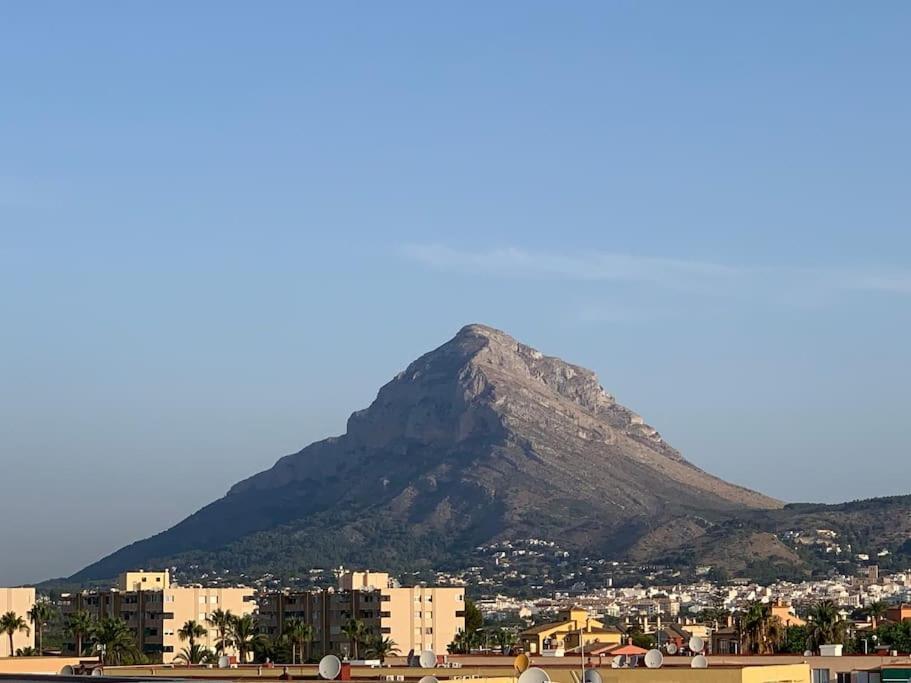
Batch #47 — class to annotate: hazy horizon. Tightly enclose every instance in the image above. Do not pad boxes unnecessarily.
[3,2,910,585]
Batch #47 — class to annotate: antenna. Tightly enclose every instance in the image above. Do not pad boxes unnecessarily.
[666,643,678,655]
[514,653,531,674]
[419,676,440,683]
[419,650,437,668]
[644,650,664,669]
[319,655,342,680]
[691,655,708,669]
[584,669,603,683]
[59,666,75,676]
[91,668,104,677]
[518,667,551,683]
[688,636,705,653]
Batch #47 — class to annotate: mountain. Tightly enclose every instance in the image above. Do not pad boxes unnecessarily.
[68,324,906,584]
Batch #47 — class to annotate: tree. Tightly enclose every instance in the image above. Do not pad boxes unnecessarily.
[0,612,30,657]
[67,610,96,657]
[464,598,483,633]
[740,602,785,655]
[15,646,38,656]
[876,620,911,654]
[207,609,235,656]
[91,616,141,665]
[341,618,367,660]
[283,618,314,664]
[178,620,208,650]
[365,635,399,665]
[175,643,216,665]
[806,600,847,653]
[228,613,261,664]
[780,625,810,654]
[865,602,888,630]
[493,628,517,655]
[27,601,55,655]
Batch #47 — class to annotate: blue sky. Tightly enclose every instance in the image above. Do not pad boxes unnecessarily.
[2,2,909,584]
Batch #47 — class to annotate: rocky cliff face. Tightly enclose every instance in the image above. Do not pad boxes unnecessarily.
[70,324,781,582]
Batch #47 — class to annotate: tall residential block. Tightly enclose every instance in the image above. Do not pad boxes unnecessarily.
[0,587,36,657]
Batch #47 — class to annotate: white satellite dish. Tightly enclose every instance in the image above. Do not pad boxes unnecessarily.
[689,636,705,653]
[584,669,603,683]
[518,667,551,683]
[59,665,75,676]
[666,643,678,655]
[419,650,437,668]
[319,655,342,680]
[803,650,813,657]
[611,656,622,669]
[91,668,104,677]
[644,649,664,669]
[691,655,708,669]
[217,656,230,669]
[419,677,439,683]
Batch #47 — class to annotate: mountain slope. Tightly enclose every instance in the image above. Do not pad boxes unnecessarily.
[72,324,784,582]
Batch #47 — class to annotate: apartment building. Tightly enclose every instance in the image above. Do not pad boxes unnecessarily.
[258,570,465,659]
[0,587,36,657]
[60,571,254,663]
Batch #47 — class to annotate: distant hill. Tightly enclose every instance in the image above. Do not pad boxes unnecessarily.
[67,325,909,584]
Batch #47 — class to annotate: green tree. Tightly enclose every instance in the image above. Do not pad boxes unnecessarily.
[740,602,785,655]
[365,635,399,665]
[464,598,483,633]
[493,628,517,654]
[15,646,38,656]
[178,619,208,650]
[876,620,911,653]
[780,625,810,654]
[67,610,96,657]
[27,601,55,655]
[340,618,367,660]
[206,609,234,655]
[283,618,314,664]
[175,643,216,665]
[0,612,30,657]
[806,600,847,653]
[91,616,141,665]
[228,613,261,664]
[865,601,888,630]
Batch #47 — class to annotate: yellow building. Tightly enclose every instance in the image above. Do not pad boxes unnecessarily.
[544,663,810,683]
[519,607,623,655]
[61,582,254,663]
[117,570,171,592]
[0,587,36,657]
[258,570,465,660]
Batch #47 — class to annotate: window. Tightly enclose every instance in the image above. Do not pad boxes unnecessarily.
[425,628,433,635]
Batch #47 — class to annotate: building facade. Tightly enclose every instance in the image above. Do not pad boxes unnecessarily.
[258,571,465,660]
[519,607,623,655]
[0,587,36,657]
[60,582,254,663]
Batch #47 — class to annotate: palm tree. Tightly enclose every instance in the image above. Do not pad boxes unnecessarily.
[494,628,517,655]
[27,601,55,655]
[866,601,888,630]
[91,616,140,665]
[340,618,367,660]
[283,618,314,664]
[206,609,234,655]
[365,635,399,665]
[175,643,216,665]
[178,619,208,650]
[228,613,261,664]
[806,600,847,653]
[67,610,96,657]
[740,602,785,655]
[0,612,30,657]
[15,646,38,656]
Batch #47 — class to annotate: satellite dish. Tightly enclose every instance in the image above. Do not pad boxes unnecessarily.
[419,650,437,668]
[644,650,664,669]
[59,665,75,676]
[691,655,708,669]
[803,650,813,657]
[514,653,531,674]
[91,668,104,677]
[611,656,623,669]
[319,655,342,680]
[584,669,603,683]
[666,643,678,655]
[518,667,551,683]
[419,677,439,683]
[217,656,230,669]
[689,636,705,653]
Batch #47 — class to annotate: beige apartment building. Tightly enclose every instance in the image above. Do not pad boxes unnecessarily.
[60,571,254,663]
[258,571,465,660]
[0,587,36,657]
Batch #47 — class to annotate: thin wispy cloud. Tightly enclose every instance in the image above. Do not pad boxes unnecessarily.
[400,244,911,300]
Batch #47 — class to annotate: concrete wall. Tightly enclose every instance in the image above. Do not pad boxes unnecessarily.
[0,587,36,657]
[0,656,81,674]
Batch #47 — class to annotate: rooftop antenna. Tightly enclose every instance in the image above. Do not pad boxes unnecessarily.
[514,653,531,674]
[691,655,708,669]
[419,677,440,683]
[319,655,342,680]
[518,667,550,683]
[419,650,437,669]
[688,636,705,654]
[644,649,664,669]
[666,643,678,655]
[583,670,603,683]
